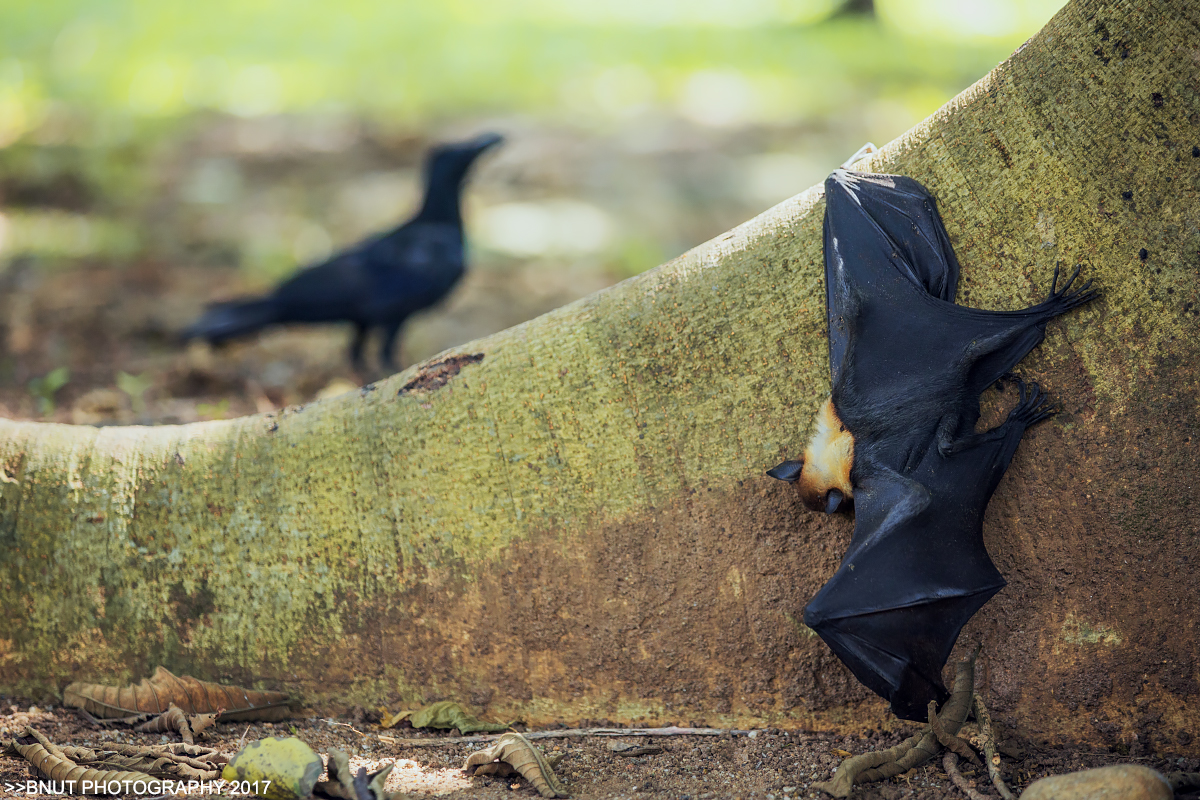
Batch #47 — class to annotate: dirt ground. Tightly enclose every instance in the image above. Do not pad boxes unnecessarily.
[2,700,1199,799]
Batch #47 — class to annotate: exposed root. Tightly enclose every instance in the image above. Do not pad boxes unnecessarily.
[972,693,1015,800]
[943,752,990,800]
[813,649,978,797]
[928,701,982,767]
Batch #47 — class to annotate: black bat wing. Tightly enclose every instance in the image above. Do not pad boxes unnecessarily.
[822,170,1097,465]
[803,385,1051,720]
[822,169,961,386]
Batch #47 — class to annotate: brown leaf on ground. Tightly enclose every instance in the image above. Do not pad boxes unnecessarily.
[5,727,154,791]
[464,731,569,798]
[63,666,291,721]
[59,742,225,780]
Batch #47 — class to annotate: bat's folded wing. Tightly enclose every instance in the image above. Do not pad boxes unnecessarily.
[823,170,960,303]
[822,170,962,386]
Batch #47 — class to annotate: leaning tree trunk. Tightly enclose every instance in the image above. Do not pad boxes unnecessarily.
[2,0,1197,752]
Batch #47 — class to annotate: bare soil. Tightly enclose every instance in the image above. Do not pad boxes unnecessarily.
[3,702,1199,799]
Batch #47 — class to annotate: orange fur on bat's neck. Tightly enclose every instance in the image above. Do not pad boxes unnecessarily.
[797,398,854,510]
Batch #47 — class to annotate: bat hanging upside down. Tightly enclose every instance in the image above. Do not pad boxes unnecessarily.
[769,169,1099,721]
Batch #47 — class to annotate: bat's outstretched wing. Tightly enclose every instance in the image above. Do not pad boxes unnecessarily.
[803,464,997,721]
[803,382,1052,720]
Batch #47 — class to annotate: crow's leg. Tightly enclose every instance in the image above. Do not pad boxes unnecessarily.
[349,322,369,371]
[379,321,404,373]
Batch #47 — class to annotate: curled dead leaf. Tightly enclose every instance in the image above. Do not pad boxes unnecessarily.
[464,732,568,798]
[6,727,154,792]
[59,742,225,781]
[64,666,290,721]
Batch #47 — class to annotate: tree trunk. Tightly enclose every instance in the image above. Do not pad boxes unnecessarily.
[2,0,1197,752]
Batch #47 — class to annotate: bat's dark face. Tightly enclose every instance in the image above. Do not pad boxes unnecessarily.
[769,398,854,514]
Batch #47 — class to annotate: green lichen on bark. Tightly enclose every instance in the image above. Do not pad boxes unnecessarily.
[1,0,1198,750]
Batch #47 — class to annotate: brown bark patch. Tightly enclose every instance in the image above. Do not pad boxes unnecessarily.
[398,353,485,395]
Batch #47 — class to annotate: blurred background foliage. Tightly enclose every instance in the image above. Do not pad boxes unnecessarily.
[0,0,1065,424]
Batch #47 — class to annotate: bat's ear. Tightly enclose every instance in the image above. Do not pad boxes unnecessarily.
[824,489,845,514]
[767,460,804,483]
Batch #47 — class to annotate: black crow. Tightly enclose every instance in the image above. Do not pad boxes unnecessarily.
[182,132,504,370]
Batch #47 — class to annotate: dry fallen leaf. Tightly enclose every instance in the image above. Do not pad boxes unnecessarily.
[464,732,569,798]
[65,667,290,721]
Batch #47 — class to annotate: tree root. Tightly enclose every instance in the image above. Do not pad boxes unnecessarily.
[812,649,979,797]
[943,752,990,800]
[929,702,982,767]
[971,693,1015,800]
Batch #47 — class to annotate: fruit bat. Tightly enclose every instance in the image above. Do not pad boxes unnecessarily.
[769,169,1098,721]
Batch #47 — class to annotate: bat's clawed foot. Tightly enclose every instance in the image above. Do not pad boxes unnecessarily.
[1007,377,1056,427]
[840,142,879,170]
[1045,262,1100,311]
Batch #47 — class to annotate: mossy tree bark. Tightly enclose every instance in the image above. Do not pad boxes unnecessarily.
[2,0,1198,751]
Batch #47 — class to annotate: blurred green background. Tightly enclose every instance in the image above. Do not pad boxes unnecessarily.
[0,0,1066,423]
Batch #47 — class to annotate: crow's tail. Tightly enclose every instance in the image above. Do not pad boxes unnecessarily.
[181,297,279,343]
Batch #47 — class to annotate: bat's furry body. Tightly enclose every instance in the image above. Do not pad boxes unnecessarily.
[770,170,1098,720]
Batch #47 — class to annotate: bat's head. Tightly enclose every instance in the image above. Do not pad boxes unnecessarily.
[767,398,854,514]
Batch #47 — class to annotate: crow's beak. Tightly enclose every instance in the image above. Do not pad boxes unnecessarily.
[766,460,803,483]
[469,132,505,153]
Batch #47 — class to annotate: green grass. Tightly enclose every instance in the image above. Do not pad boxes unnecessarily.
[0,0,1064,136]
